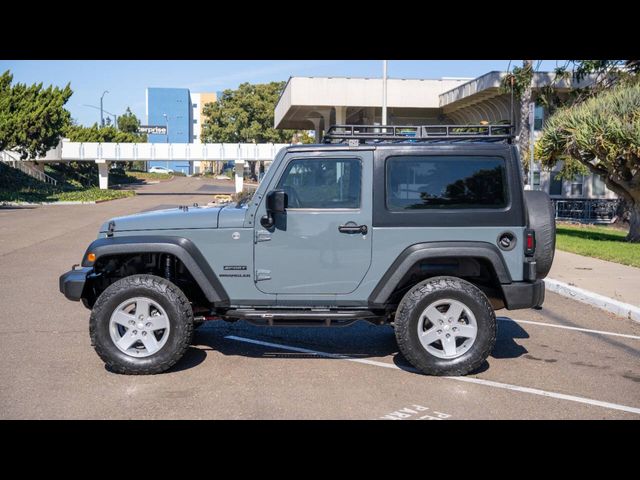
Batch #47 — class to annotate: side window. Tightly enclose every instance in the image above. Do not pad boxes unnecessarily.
[386,156,507,210]
[277,158,361,209]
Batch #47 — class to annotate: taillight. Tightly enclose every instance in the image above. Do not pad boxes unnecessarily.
[525,230,536,256]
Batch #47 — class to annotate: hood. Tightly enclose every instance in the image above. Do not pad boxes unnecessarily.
[99,205,223,233]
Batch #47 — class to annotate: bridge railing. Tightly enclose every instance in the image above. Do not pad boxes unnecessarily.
[58,141,291,162]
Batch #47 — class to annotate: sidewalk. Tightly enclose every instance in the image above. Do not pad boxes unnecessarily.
[548,250,640,308]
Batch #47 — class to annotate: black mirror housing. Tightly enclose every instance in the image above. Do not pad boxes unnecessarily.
[266,190,288,214]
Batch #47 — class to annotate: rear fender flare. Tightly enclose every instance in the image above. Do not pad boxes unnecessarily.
[368,241,512,307]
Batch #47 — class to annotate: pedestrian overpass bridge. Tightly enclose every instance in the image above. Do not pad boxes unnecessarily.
[2,140,293,192]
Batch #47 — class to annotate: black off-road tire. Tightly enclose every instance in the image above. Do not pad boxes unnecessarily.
[89,274,194,375]
[524,190,556,279]
[394,276,496,376]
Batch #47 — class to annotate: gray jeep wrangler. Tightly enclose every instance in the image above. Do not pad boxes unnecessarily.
[59,124,555,376]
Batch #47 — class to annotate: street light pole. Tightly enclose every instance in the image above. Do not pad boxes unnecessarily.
[382,60,388,127]
[100,91,109,127]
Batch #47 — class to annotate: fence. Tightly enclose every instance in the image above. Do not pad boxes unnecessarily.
[552,199,621,224]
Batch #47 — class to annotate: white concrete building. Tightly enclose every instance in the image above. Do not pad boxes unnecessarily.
[274,71,616,204]
[190,92,217,173]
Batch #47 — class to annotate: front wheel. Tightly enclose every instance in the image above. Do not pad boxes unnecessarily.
[394,276,496,376]
[89,274,194,375]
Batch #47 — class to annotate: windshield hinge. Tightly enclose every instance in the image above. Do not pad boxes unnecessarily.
[255,230,271,243]
[255,269,271,281]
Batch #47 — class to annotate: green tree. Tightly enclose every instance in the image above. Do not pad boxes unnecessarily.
[201,81,313,178]
[201,81,306,143]
[117,107,141,134]
[63,122,146,143]
[0,70,72,159]
[63,122,147,171]
[536,83,640,242]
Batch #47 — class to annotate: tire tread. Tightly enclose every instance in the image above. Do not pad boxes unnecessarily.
[394,276,496,376]
[89,274,194,375]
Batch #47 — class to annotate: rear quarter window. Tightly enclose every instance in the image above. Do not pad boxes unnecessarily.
[386,155,508,210]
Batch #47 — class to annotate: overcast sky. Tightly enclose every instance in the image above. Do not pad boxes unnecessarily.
[0,60,564,126]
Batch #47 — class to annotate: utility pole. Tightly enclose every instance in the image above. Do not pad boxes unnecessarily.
[382,60,388,127]
[100,90,109,127]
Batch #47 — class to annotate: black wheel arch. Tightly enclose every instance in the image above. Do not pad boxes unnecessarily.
[368,241,512,308]
[81,235,230,306]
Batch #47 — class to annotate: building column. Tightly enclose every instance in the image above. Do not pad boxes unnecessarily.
[320,109,333,136]
[335,106,347,126]
[234,159,244,193]
[309,118,323,143]
[96,159,110,190]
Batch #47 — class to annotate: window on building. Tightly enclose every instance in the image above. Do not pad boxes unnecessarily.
[193,135,198,141]
[277,158,361,209]
[192,103,197,108]
[549,172,563,196]
[193,119,198,124]
[386,156,507,210]
[534,105,544,131]
[570,176,584,196]
[592,175,606,196]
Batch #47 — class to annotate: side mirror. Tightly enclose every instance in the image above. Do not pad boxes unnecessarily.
[266,189,288,214]
[261,190,288,228]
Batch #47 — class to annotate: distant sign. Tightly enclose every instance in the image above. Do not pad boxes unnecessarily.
[139,125,168,135]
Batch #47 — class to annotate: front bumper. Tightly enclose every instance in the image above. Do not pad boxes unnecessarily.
[59,267,92,301]
[502,279,545,310]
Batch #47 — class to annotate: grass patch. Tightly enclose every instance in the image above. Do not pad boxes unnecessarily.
[123,170,175,181]
[53,188,134,202]
[0,163,134,203]
[556,222,640,268]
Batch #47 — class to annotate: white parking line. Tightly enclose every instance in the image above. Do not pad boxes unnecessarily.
[225,335,640,416]
[498,317,640,340]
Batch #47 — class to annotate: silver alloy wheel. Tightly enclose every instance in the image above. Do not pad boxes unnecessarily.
[417,298,478,359]
[109,297,170,357]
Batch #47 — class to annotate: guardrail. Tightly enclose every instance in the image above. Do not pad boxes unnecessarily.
[553,199,621,224]
[0,151,58,186]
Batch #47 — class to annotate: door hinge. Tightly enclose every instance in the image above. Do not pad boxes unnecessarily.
[255,269,271,281]
[255,230,271,243]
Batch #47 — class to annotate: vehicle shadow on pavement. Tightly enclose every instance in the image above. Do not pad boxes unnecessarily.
[492,317,529,359]
[168,317,531,374]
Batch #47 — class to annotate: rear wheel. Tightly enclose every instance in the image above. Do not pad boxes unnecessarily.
[90,274,194,375]
[394,276,496,376]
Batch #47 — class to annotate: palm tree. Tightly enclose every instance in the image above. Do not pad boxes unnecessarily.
[517,60,534,178]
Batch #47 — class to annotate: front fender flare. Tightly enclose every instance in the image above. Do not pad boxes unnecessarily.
[82,235,229,306]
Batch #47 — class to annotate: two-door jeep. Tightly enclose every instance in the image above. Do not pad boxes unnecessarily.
[60,124,555,375]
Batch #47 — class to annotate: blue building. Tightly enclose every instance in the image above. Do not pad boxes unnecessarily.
[146,87,193,174]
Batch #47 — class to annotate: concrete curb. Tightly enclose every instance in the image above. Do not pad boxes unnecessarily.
[545,277,640,324]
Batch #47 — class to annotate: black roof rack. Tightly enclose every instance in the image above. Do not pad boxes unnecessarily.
[323,124,514,144]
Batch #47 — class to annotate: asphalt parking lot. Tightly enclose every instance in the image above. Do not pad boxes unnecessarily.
[1,176,639,419]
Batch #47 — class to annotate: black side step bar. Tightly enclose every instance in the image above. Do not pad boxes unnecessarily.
[220,309,383,327]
